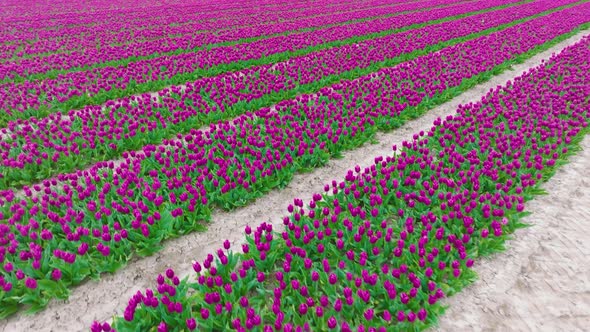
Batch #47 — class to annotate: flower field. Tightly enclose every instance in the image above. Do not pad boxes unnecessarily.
[1,0,589,331]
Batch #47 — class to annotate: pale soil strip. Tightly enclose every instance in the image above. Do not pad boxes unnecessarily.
[432,139,590,332]
[1,32,588,332]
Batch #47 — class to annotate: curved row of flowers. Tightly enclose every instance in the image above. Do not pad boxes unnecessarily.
[0,0,527,121]
[0,0,411,58]
[0,0,579,187]
[93,34,590,332]
[0,0,465,73]
[0,5,588,318]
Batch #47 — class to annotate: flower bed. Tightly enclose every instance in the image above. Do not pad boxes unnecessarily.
[0,0,581,187]
[95,34,590,332]
[0,0,467,75]
[0,0,528,121]
[0,4,588,318]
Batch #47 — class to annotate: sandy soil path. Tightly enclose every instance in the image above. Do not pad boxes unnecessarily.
[1,32,588,332]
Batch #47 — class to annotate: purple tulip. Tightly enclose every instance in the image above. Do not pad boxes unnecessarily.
[298,303,308,315]
[201,308,210,320]
[328,273,337,285]
[25,277,37,289]
[51,269,62,280]
[328,316,337,329]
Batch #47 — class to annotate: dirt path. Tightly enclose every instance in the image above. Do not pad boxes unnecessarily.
[433,136,590,332]
[1,32,588,332]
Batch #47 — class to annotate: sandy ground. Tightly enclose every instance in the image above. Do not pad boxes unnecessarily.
[1,31,589,332]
